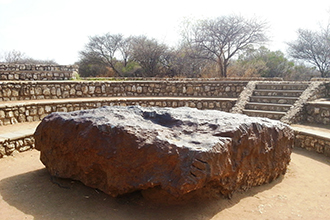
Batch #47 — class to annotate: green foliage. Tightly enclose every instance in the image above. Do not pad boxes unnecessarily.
[233,47,294,78]
[70,72,81,80]
[286,63,320,80]
[114,61,141,77]
[78,15,268,78]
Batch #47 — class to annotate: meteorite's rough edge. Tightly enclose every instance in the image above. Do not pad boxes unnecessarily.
[34,106,294,198]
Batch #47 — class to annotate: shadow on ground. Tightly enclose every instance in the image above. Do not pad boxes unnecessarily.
[0,166,284,220]
[293,147,330,167]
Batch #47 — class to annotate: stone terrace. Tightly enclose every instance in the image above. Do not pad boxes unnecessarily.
[0,64,330,158]
[0,80,245,101]
[0,64,78,81]
[0,76,245,157]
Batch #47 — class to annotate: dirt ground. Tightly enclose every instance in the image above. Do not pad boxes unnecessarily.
[0,148,329,220]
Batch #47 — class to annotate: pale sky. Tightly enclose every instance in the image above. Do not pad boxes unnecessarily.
[0,0,329,64]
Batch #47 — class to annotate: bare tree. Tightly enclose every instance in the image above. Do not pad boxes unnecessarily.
[80,33,125,76]
[162,43,210,77]
[287,26,330,77]
[1,50,57,64]
[181,15,268,77]
[3,50,26,63]
[118,36,133,68]
[131,36,168,77]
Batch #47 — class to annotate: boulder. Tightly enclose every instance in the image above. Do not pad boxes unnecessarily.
[34,106,294,198]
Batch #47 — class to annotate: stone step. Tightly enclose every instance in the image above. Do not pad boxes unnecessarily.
[292,124,330,156]
[243,109,286,120]
[0,121,39,158]
[253,89,304,97]
[245,102,292,112]
[292,124,330,141]
[0,121,39,141]
[255,83,309,90]
[249,96,298,105]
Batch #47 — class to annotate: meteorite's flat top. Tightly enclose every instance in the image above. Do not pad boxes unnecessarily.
[53,106,287,151]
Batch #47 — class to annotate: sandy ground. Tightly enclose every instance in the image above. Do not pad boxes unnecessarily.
[0,148,330,220]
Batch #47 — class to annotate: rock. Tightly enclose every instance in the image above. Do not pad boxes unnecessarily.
[34,106,294,198]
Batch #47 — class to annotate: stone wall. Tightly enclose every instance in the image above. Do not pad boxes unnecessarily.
[281,81,329,124]
[310,79,330,97]
[0,80,247,101]
[307,82,329,101]
[305,102,330,125]
[295,130,330,157]
[0,98,236,126]
[0,64,78,80]
[83,77,284,81]
[0,135,34,157]
[298,82,330,125]
[1,78,330,158]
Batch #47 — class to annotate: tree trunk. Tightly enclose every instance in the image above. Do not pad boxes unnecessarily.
[109,63,122,77]
[217,58,227,77]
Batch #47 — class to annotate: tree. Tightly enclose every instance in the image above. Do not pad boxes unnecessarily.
[158,43,209,78]
[287,26,330,77]
[130,36,168,77]
[181,15,268,77]
[230,47,294,78]
[2,50,26,63]
[79,34,172,77]
[287,63,319,80]
[76,52,113,77]
[80,33,127,76]
[118,36,133,68]
[0,50,57,64]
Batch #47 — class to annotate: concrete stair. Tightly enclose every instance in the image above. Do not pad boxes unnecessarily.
[249,96,298,105]
[245,102,292,112]
[243,109,286,120]
[253,89,304,97]
[243,82,309,120]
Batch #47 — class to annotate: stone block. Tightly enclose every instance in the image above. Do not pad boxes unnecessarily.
[43,88,51,96]
[0,111,5,119]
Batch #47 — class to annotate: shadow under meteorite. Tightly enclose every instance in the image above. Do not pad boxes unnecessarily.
[0,165,284,220]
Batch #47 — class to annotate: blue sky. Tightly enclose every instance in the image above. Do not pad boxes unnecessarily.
[0,0,329,64]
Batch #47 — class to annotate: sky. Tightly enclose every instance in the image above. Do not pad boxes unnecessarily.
[0,0,330,65]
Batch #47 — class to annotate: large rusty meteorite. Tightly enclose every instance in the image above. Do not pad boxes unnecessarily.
[34,106,293,198]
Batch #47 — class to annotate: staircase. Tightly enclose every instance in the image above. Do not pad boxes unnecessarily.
[242,82,309,120]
